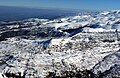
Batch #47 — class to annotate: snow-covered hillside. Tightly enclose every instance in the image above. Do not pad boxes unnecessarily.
[0,10,120,78]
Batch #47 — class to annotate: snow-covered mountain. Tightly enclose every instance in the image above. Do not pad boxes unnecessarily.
[0,10,120,78]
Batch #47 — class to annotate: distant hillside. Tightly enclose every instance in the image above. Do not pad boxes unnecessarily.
[0,6,80,21]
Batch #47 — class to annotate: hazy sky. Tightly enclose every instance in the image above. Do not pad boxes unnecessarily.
[0,0,120,10]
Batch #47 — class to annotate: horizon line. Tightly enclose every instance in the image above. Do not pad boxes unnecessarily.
[0,5,101,12]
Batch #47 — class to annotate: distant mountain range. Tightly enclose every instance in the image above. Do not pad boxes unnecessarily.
[0,6,93,21]
[0,6,78,21]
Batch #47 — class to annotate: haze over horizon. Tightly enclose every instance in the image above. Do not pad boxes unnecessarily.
[0,0,120,11]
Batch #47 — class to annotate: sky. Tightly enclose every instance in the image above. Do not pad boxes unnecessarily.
[0,0,120,11]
